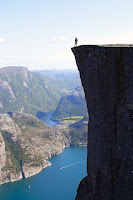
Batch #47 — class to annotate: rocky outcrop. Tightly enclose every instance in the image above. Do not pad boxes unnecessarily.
[0,113,22,141]
[72,45,133,200]
[0,133,23,185]
[0,66,29,80]
[0,112,69,185]
[0,133,6,180]
[54,116,88,147]
[22,160,51,178]
[0,80,16,102]
[0,102,3,108]
[72,86,84,97]
[9,171,23,182]
[0,169,23,185]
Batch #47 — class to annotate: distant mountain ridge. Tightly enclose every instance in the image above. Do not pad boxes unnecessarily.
[0,67,81,116]
[34,69,79,77]
[36,69,81,96]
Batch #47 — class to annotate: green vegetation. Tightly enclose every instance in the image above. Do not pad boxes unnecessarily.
[0,68,88,176]
[69,127,87,146]
[58,116,84,124]
[0,67,81,116]
[1,127,44,172]
[62,117,88,146]
[11,117,42,128]
[1,130,24,171]
[41,73,81,97]
[29,156,42,167]
[51,87,87,121]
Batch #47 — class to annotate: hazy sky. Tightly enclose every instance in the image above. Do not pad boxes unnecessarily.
[0,0,133,70]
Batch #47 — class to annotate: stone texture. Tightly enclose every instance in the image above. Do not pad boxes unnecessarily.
[9,171,23,182]
[0,80,16,101]
[22,160,51,178]
[72,45,133,200]
[0,102,3,108]
[0,111,69,185]
[0,113,22,142]
[0,133,6,179]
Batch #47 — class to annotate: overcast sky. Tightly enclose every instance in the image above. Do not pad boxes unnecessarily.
[0,0,133,70]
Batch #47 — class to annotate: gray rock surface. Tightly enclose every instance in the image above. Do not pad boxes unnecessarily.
[22,160,51,179]
[0,112,69,185]
[0,133,6,180]
[72,45,133,200]
[0,113,22,141]
[0,80,16,101]
[0,102,3,108]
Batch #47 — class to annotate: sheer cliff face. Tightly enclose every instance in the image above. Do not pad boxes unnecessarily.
[72,45,133,200]
[0,133,6,177]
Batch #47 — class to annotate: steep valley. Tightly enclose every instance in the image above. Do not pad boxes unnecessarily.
[0,66,88,186]
[0,67,81,116]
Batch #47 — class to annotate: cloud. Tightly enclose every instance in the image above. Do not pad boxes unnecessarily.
[49,35,66,43]
[0,37,6,44]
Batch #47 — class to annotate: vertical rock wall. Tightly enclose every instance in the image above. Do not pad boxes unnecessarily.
[72,45,133,200]
[0,133,6,182]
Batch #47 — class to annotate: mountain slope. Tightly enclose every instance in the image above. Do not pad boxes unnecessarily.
[0,111,68,185]
[51,86,87,120]
[0,67,60,115]
[0,67,81,116]
[38,69,81,97]
[54,116,88,147]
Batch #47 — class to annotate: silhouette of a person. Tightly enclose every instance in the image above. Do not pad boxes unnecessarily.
[75,37,78,47]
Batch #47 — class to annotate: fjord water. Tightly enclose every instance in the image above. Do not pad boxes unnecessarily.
[0,147,87,200]
[0,111,87,200]
[38,111,57,127]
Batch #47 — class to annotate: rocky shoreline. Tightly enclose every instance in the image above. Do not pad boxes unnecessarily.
[0,110,87,186]
[0,112,68,186]
[0,152,64,185]
[0,142,66,186]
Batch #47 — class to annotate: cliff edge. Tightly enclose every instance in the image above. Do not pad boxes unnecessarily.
[72,45,133,200]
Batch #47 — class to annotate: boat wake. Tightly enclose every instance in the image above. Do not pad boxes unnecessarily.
[60,160,86,170]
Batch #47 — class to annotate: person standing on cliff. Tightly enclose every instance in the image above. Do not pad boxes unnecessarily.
[75,37,78,47]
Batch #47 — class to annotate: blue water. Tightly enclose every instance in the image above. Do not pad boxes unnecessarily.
[0,111,87,200]
[38,111,57,127]
[0,147,87,200]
